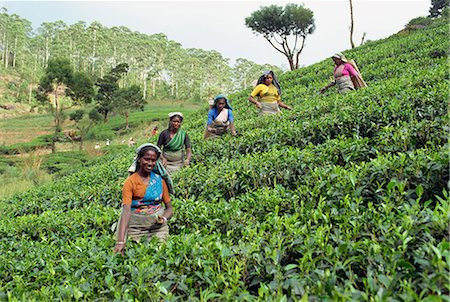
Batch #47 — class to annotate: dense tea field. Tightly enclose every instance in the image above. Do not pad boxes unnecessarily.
[0,18,448,301]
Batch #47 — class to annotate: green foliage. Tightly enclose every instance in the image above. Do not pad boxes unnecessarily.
[406,16,434,28]
[0,15,448,301]
[41,150,89,175]
[69,109,85,123]
[68,71,95,104]
[94,63,130,122]
[245,3,315,70]
[429,0,450,17]
[0,134,54,155]
[0,12,281,105]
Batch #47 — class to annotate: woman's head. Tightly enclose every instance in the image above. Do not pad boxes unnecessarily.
[168,112,184,131]
[263,71,274,86]
[213,94,232,111]
[331,53,347,65]
[136,144,162,173]
[256,70,282,96]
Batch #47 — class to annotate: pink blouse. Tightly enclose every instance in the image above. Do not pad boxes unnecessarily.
[334,63,358,77]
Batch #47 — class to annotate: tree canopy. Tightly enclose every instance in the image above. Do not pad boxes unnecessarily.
[35,58,94,152]
[429,0,449,17]
[245,3,315,70]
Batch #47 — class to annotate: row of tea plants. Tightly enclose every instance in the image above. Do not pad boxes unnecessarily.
[0,17,448,301]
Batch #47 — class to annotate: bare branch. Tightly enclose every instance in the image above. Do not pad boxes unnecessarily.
[349,0,355,48]
[294,36,306,69]
[264,36,287,56]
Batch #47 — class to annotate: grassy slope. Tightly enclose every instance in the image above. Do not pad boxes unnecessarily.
[0,19,448,300]
[0,101,201,147]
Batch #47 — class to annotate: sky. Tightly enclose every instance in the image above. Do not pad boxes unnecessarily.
[2,0,430,70]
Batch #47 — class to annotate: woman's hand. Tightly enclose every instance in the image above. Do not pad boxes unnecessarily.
[161,156,168,166]
[114,242,125,254]
[156,215,168,224]
[183,159,190,166]
[249,96,262,109]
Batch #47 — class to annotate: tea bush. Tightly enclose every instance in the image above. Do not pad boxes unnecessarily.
[0,17,448,301]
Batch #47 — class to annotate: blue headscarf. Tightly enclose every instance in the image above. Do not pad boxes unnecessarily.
[256,70,282,96]
[213,94,233,110]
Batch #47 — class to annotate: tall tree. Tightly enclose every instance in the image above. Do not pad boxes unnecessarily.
[245,3,315,70]
[69,108,101,150]
[95,63,129,122]
[429,0,449,17]
[115,85,145,129]
[35,58,94,153]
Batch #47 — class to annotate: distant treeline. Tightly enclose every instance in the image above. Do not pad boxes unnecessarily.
[0,10,282,103]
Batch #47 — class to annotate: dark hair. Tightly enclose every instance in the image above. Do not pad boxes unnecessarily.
[137,146,161,159]
[170,115,183,122]
[169,115,183,129]
[136,146,161,171]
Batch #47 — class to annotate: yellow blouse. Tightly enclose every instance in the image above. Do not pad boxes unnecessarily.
[250,84,280,103]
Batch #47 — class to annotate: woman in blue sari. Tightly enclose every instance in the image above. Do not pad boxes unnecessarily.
[204,94,237,139]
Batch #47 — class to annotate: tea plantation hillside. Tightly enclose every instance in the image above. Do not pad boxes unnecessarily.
[0,18,448,300]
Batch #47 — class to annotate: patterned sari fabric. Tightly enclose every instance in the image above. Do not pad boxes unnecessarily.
[120,172,169,242]
[163,129,186,173]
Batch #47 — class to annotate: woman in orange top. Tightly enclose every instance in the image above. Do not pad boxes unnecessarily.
[114,143,173,254]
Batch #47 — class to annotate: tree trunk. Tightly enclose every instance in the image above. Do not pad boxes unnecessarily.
[4,41,8,68]
[349,0,355,49]
[103,111,108,123]
[152,79,156,97]
[125,112,129,129]
[12,36,17,67]
[143,75,147,100]
[79,138,83,151]
[1,31,5,63]
[287,57,294,71]
[54,87,61,132]
[28,84,32,103]
[45,36,49,67]
[360,32,366,46]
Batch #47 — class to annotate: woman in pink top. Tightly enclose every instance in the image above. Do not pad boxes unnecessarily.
[319,53,361,94]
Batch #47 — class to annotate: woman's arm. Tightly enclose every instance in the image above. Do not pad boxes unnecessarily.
[157,180,173,223]
[207,109,215,126]
[229,122,237,136]
[184,147,192,166]
[161,201,173,222]
[157,132,168,166]
[278,100,292,110]
[114,204,131,254]
[248,96,262,108]
[319,81,336,93]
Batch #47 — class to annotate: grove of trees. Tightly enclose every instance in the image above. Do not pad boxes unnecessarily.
[0,10,283,105]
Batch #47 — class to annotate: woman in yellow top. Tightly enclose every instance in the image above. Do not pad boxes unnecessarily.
[248,70,292,115]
